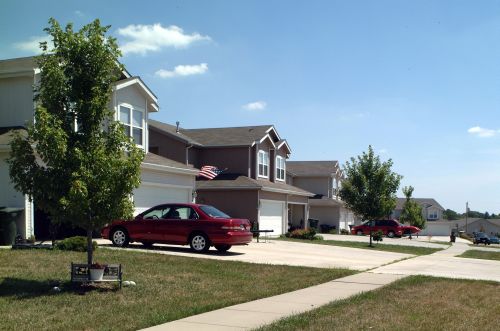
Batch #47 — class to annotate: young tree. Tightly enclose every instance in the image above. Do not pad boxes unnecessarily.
[8,18,144,265]
[443,209,460,220]
[399,186,425,229]
[340,146,402,246]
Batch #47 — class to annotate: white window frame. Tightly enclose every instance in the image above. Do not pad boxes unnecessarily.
[258,150,269,178]
[119,103,144,147]
[276,155,285,181]
[428,210,438,220]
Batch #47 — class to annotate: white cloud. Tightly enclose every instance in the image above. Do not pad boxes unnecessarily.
[242,101,267,111]
[13,36,51,54]
[467,126,500,138]
[155,63,208,78]
[74,10,86,18]
[378,148,388,155]
[117,23,211,55]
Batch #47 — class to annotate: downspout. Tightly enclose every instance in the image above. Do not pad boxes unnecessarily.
[255,142,259,179]
[248,146,251,178]
[186,144,193,165]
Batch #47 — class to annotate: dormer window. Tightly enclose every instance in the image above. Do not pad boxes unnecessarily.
[276,156,285,181]
[119,104,144,146]
[258,150,269,178]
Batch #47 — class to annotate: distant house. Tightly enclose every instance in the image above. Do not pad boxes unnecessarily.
[287,161,355,232]
[148,120,314,236]
[392,198,445,221]
[0,57,198,240]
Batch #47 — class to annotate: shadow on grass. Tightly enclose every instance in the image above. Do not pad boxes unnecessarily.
[0,278,119,299]
[101,243,245,256]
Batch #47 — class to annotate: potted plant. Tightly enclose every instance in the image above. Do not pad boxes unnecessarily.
[89,262,107,281]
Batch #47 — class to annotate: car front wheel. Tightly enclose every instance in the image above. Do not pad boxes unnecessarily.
[189,233,210,253]
[215,244,232,252]
[387,231,395,238]
[111,228,129,247]
[356,230,363,236]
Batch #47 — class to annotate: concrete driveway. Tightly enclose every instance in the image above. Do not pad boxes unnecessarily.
[320,234,452,248]
[98,239,411,271]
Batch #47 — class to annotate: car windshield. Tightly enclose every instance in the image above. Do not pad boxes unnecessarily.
[199,205,230,218]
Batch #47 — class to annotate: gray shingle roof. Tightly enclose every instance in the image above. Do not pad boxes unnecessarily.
[395,198,445,211]
[143,153,197,172]
[184,125,274,147]
[196,175,314,197]
[149,119,203,145]
[287,161,339,176]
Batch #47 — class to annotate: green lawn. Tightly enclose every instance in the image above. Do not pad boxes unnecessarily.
[276,238,443,255]
[458,250,500,261]
[0,248,354,331]
[257,276,500,331]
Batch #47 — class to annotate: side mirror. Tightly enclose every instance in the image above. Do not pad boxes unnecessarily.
[134,215,143,221]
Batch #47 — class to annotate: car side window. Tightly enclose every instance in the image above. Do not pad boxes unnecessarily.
[143,206,170,220]
[174,207,199,220]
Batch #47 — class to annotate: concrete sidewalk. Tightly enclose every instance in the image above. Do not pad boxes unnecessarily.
[141,272,405,331]
[372,242,500,282]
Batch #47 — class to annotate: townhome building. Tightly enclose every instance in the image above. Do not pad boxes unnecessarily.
[0,56,197,240]
[148,120,314,236]
[287,161,355,232]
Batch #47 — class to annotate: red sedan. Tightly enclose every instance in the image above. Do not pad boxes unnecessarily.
[101,203,252,252]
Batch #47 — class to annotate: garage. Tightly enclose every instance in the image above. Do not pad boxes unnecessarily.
[133,183,191,215]
[259,200,285,236]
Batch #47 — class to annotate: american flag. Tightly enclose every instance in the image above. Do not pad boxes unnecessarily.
[198,166,224,180]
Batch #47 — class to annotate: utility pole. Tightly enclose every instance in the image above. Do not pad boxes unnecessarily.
[465,201,468,234]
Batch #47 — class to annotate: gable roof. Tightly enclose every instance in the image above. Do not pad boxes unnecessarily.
[395,198,445,211]
[149,119,203,145]
[149,120,292,149]
[196,174,314,197]
[184,125,274,147]
[287,161,340,177]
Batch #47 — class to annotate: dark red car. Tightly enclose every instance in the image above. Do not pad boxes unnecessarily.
[350,219,405,238]
[101,203,252,252]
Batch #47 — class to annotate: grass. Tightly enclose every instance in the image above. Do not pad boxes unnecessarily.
[256,276,500,331]
[458,250,500,261]
[0,248,354,331]
[276,237,443,256]
[468,244,500,249]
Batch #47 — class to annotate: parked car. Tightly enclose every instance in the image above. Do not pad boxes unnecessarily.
[472,232,490,245]
[489,236,500,244]
[401,225,421,236]
[101,203,253,252]
[351,219,405,238]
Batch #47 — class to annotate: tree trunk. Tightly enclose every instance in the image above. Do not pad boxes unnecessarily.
[369,229,373,247]
[87,227,93,266]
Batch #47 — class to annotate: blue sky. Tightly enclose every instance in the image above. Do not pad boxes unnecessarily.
[1,0,499,213]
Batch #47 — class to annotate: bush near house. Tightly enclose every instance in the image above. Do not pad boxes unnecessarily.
[56,236,98,252]
[285,228,322,240]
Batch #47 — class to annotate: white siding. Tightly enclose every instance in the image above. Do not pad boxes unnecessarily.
[0,76,34,127]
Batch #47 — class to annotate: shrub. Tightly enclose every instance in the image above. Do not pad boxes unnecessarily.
[372,230,384,242]
[56,236,98,252]
[286,228,319,240]
[340,229,350,235]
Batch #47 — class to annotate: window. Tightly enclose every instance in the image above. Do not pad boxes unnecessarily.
[258,150,269,177]
[428,210,438,219]
[276,156,285,181]
[142,206,170,220]
[119,105,144,145]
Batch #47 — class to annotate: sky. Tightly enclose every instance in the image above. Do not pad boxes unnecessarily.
[1,0,499,213]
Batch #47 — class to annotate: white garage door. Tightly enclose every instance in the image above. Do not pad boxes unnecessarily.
[259,200,285,236]
[133,184,191,215]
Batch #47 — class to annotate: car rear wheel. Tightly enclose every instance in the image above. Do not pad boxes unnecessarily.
[387,231,395,238]
[356,230,363,236]
[189,233,210,253]
[111,228,129,247]
[215,244,232,252]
